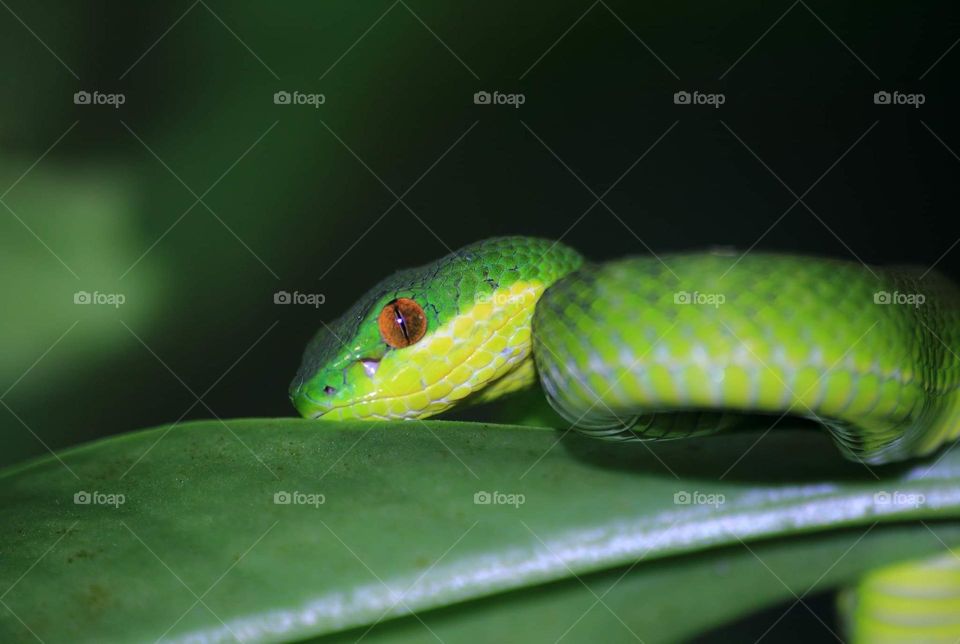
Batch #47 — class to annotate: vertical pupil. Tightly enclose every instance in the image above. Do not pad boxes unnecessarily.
[378,298,425,348]
[393,305,409,341]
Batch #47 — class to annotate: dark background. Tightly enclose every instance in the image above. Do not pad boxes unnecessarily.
[3,0,957,467]
[1,1,957,458]
[1,2,957,640]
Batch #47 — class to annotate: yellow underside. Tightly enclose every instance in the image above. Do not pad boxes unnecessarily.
[841,549,960,643]
[323,280,544,420]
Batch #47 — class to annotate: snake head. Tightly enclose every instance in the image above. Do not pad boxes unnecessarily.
[289,237,583,421]
[289,269,432,420]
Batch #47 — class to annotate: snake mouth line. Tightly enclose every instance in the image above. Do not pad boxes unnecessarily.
[290,385,332,419]
[294,357,384,419]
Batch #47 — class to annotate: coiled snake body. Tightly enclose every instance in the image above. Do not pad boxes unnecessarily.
[291,236,960,466]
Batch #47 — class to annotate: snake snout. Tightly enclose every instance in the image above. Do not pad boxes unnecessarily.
[289,380,336,419]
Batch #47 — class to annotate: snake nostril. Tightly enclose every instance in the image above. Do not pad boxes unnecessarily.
[323,385,336,396]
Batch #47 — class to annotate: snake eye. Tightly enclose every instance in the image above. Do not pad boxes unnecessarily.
[377,298,427,348]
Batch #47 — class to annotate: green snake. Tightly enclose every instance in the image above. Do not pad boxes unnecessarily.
[290,236,960,640]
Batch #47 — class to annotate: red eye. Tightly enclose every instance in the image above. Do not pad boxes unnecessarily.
[377,298,427,348]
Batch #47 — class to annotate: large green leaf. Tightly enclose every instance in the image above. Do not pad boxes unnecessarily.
[1,420,958,643]
[320,523,960,643]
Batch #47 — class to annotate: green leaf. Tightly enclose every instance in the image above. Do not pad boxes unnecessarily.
[2,420,958,642]
[317,523,960,643]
